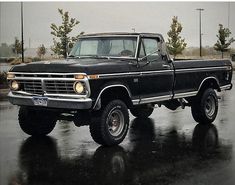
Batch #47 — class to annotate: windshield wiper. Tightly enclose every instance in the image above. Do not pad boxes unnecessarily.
[91,55,110,59]
[68,55,85,59]
[68,55,111,59]
[78,55,110,59]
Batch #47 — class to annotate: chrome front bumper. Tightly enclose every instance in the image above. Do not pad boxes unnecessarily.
[8,92,92,110]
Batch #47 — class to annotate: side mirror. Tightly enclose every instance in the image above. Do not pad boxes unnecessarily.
[138,50,160,63]
[138,57,147,63]
[168,59,173,63]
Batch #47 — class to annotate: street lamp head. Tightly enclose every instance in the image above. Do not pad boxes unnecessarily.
[196,8,204,11]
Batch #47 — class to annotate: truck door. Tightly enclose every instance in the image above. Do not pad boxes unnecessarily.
[138,37,174,103]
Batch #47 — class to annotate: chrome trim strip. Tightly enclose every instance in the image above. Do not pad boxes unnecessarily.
[15,77,75,81]
[9,92,91,102]
[98,72,140,78]
[41,78,46,92]
[97,70,174,78]
[132,95,172,105]
[140,70,173,75]
[13,91,88,99]
[175,66,228,73]
[45,93,88,98]
[93,84,131,109]
[132,91,198,105]
[220,84,232,91]
[81,76,91,97]
[12,91,40,96]
[140,95,172,103]
[91,66,227,79]
[80,35,138,38]
[173,91,198,99]
[197,76,220,92]
[135,35,140,59]
[12,72,87,76]
[132,99,140,105]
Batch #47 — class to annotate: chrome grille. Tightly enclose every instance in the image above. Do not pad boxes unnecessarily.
[44,80,75,94]
[11,73,90,97]
[18,79,76,95]
[19,79,43,94]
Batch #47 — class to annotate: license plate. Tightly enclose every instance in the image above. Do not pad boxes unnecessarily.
[33,97,48,106]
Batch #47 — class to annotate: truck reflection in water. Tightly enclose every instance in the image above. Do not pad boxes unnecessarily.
[10,119,232,185]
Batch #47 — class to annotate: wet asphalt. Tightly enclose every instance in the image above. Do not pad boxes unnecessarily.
[1,76,235,185]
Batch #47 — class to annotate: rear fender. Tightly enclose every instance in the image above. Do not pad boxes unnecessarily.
[197,77,220,95]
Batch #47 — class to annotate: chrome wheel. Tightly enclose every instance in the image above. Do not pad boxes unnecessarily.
[205,95,216,117]
[107,109,125,137]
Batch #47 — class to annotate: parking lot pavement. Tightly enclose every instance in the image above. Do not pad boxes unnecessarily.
[1,77,235,185]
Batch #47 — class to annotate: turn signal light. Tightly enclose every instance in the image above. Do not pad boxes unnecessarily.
[88,75,99,79]
[74,74,86,79]
[7,72,15,79]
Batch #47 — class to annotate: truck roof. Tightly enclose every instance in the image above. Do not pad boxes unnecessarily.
[81,32,163,38]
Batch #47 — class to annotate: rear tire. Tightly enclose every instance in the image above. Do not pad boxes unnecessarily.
[89,100,129,146]
[191,88,218,123]
[18,107,57,136]
[130,105,154,119]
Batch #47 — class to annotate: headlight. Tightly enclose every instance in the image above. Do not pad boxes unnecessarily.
[73,82,85,94]
[11,80,20,91]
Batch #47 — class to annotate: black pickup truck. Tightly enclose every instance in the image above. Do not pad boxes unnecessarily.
[7,33,233,146]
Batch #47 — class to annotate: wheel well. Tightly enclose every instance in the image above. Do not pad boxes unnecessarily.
[198,78,220,95]
[186,78,220,106]
[99,87,133,109]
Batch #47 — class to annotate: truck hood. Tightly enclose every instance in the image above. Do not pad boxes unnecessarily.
[10,58,134,75]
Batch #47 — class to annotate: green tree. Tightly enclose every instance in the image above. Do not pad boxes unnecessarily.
[12,37,23,57]
[166,16,187,59]
[214,24,235,58]
[50,9,84,58]
[0,43,14,57]
[37,44,46,59]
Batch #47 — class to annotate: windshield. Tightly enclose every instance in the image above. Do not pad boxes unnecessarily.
[69,36,137,58]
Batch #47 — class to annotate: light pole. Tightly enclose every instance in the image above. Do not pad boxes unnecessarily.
[21,2,24,62]
[228,2,230,29]
[196,8,204,57]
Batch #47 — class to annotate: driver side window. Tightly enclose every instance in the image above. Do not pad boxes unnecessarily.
[143,38,158,55]
[141,38,160,61]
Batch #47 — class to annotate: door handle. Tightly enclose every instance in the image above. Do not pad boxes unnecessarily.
[162,64,170,69]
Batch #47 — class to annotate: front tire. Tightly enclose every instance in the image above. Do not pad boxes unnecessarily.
[191,88,218,123]
[18,107,57,136]
[89,100,129,146]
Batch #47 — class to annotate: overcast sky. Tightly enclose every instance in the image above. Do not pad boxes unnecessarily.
[0,2,235,48]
